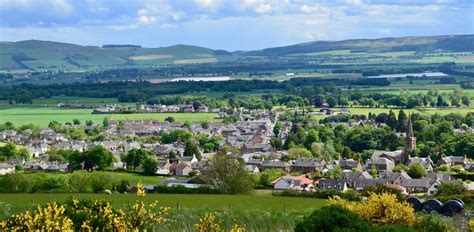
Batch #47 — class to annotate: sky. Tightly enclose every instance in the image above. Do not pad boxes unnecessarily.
[0,0,472,51]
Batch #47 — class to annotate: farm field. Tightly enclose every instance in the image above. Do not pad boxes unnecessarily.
[343,107,473,117]
[0,107,219,127]
[32,97,118,105]
[0,193,326,216]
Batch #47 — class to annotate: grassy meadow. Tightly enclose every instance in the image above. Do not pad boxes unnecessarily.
[0,193,325,214]
[0,192,325,231]
[0,106,219,127]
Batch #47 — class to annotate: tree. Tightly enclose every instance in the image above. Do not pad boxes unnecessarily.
[184,141,201,160]
[201,153,254,194]
[82,146,114,171]
[397,110,408,132]
[0,142,28,161]
[304,129,318,148]
[102,117,109,128]
[288,147,312,160]
[122,148,152,170]
[386,110,397,131]
[393,164,407,172]
[407,163,427,178]
[327,96,337,107]
[142,158,158,175]
[164,116,175,122]
[462,95,470,107]
[326,165,342,179]
[86,120,94,126]
[435,181,466,196]
[436,95,446,107]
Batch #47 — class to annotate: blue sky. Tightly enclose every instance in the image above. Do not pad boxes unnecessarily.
[0,0,472,50]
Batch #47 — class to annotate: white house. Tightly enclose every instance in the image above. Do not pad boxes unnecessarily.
[272,175,314,191]
[0,163,15,175]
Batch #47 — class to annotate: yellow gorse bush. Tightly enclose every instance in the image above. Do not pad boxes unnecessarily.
[194,212,222,232]
[128,200,171,230]
[193,212,246,232]
[328,192,416,226]
[1,198,170,231]
[137,181,146,197]
[1,202,73,232]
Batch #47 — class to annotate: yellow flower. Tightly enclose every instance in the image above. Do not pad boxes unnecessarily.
[136,181,146,197]
[328,192,416,226]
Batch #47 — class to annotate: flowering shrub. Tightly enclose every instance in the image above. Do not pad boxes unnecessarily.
[193,212,246,232]
[328,192,416,226]
[136,181,146,197]
[1,202,73,231]
[1,198,170,231]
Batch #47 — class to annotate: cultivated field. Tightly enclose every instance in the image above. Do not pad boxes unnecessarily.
[0,107,219,128]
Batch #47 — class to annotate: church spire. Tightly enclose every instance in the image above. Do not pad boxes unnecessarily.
[406,113,414,138]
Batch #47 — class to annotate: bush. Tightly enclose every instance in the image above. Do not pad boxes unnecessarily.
[362,184,406,202]
[294,205,371,232]
[414,214,449,232]
[435,181,467,196]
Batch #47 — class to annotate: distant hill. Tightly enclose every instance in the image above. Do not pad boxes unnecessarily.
[0,40,234,70]
[245,34,474,56]
[1,35,473,71]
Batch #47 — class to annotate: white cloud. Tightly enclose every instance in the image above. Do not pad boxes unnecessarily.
[377,28,392,35]
[194,0,215,7]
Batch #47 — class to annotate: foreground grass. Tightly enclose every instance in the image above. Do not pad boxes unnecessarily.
[0,193,325,218]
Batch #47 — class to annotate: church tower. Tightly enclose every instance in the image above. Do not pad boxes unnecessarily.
[403,114,416,157]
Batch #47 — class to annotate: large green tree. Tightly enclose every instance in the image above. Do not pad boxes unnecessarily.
[122,148,152,170]
[201,153,254,194]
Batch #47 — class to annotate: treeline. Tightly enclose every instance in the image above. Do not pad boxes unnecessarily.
[0,77,392,104]
[0,171,130,193]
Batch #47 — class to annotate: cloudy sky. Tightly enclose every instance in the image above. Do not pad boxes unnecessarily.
[0,0,472,50]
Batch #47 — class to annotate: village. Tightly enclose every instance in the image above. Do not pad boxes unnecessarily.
[0,104,471,197]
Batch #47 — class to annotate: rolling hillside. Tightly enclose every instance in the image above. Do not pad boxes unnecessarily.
[245,34,474,56]
[0,40,234,70]
[1,34,473,71]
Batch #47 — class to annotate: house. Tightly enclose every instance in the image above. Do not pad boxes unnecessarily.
[437,155,468,167]
[319,179,348,192]
[260,160,291,172]
[339,159,364,172]
[0,163,15,175]
[372,157,395,172]
[340,171,373,188]
[160,177,205,189]
[157,159,172,175]
[401,178,431,193]
[181,155,199,166]
[272,175,314,191]
[406,156,433,171]
[291,158,325,173]
[170,163,193,176]
[354,179,390,191]
[426,173,455,182]
[379,171,412,185]
[245,165,260,174]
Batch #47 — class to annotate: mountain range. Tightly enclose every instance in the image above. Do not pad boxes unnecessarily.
[1,34,473,71]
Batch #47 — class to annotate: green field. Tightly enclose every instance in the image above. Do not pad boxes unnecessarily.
[32,97,118,105]
[0,193,326,216]
[0,171,166,186]
[0,107,219,127]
